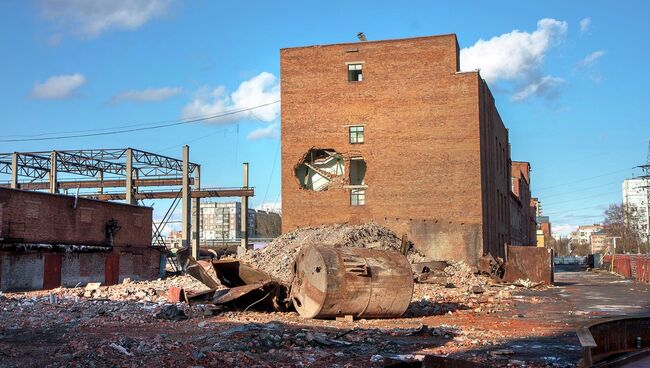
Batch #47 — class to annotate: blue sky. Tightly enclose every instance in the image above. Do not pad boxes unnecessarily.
[1,1,649,236]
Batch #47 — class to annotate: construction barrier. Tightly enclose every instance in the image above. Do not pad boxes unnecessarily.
[602,254,650,284]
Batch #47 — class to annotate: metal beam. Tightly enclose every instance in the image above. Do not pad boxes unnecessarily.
[49,151,57,193]
[82,188,254,201]
[126,148,135,205]
[0,148,199,180]
[0,177,192,190]
[10,153,18,188]
[191,165,201,259]
[182,145,191,253]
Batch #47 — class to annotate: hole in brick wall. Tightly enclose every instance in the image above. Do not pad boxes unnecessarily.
[295,149,345,191]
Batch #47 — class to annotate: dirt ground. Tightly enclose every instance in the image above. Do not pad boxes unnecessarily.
[1,265,649,368]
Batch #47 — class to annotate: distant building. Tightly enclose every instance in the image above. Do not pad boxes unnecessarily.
[571,224,603,246]
[167,230,183,248]
[536,229,545,247]
[193,201,281,241]
[538,216,552,239]
[622,178,649,243]
[510,161,536,245]
[590,230,611,254]
[531,197,542,217]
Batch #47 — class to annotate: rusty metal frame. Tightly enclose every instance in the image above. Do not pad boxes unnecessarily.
[0,148,198,182]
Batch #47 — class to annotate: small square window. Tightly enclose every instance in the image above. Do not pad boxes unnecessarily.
[349,126,364,144]
[351,188,365,206]
[348,64,362,81]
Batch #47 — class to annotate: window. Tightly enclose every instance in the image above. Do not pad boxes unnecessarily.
[349,126,364,144]
[348,64,362,81]
[351,188,365,206]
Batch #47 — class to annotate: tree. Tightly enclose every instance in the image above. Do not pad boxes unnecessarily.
[602,203,647,254]
[548,236,570,256]
[570,241,591,256]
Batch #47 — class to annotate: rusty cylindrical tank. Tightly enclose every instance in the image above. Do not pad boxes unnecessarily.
[290,246,414,319]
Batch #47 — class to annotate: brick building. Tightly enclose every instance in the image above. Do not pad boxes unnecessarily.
[0,188,160,291]
[510,161,536,246]
[280,34,513,264]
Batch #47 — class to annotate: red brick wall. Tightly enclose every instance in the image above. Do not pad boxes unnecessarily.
[509,161,535,246]
[281,35,511,264]
[0,188,152,247]
[478,79,511,258]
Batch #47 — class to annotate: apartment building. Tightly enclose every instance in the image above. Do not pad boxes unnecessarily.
[622,178,650,242]
[193,201,281,241]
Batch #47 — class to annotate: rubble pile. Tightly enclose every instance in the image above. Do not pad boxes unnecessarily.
[22,275,212,303]
[408,261,516,317]
[241,221,425,283]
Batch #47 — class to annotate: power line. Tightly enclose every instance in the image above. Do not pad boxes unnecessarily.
[541,180,621,199]
[0,101,280,143]
[543,190,620,208]
[535,167,635,191]
[261,140,281,207]
[544,204,609,216]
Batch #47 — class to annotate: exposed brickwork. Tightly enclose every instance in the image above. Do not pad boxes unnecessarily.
[281,35,511,264]
[0,188,152,248]
[510,161,536,246]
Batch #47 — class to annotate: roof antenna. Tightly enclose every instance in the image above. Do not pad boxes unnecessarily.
[357,32,367,42]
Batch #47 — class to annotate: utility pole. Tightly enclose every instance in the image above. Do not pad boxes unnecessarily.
[609,236,621,272]
[238,162,249,257]
[638,141,650,253]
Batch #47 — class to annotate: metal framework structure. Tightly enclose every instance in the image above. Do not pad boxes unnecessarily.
[0,147,253,260]
[0,148,198,181]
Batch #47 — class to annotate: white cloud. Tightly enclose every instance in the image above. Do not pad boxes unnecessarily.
[554,224,578,237]
[460,18,568,101]
[247,124,279,140]
[38,0,172,38]
[111,86,182,103]
[30,73,86,99]
[579,17,591,34]
[182,72,280,124]
[512,75,565,101]
[575,50,606,69]
[461,18,568,83]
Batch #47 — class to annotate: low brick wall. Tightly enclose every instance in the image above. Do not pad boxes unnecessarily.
[0,248,162,291]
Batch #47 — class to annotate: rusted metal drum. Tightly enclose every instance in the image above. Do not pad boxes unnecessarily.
[290,246,414,319]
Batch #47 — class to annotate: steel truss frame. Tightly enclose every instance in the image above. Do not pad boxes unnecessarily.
[0,148,198,180]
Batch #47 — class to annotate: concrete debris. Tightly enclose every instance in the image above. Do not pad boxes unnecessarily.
[240,222,426,283]
[1,257,641,367]
[110,342,133,356]
[512,279,545,289]
[156,305,188,321]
